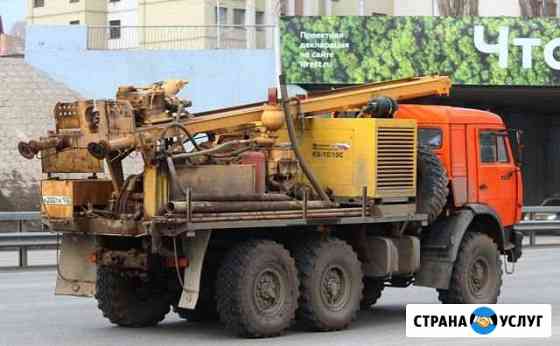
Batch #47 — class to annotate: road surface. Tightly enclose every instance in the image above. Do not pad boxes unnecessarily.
[0,247,559,346]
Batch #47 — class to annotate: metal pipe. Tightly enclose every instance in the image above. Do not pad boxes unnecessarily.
[167,200,335,213]
[186,187,192,223]
[186,210,364,222]
[279,74,330,202]
[18,137,68,159]
[189,207,363,218]
[188,193,292,202]
[303,189,308,219]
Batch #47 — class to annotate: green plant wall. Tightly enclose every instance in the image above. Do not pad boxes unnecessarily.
[281,16,560,85]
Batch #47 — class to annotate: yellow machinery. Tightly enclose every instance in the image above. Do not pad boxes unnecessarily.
[20,76,449,224]
[300,117,417,200]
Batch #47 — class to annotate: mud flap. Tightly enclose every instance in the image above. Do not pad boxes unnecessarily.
[415,210,474,289]
[55,234,97,297]
[178,230,211,309]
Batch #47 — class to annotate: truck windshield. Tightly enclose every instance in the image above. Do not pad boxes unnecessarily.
[418,128,442,149]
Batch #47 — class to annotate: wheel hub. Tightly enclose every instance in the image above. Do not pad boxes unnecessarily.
[254,268,284,314]
[320,265,349,311]
[469,257,489,295]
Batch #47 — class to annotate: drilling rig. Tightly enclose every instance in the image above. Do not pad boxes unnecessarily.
[19,75,523,338]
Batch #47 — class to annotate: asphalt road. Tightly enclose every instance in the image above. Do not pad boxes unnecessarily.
[1,247,559,346]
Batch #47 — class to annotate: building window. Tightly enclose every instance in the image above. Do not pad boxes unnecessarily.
[70,0,80,3]
[255,11,264,25]
[109,0,121,3]
[546,0,558,16]
[518,0,557,16]
[295,0,304,15]
[109,20,121,40]
[233,9,245,26]
[33,0,44,8]
[255,11,264,31]
[215,7,227,25]
[279,0,288,15]
[69,20,80,25]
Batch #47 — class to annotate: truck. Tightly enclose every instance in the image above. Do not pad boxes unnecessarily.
[18,75,523,338]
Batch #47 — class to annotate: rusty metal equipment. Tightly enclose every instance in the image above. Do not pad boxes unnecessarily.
[18,76,453,334]
[19,76,450,231]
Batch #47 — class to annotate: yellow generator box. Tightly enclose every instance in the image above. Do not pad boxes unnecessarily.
[41,179,113,219]
[300,118,417,201]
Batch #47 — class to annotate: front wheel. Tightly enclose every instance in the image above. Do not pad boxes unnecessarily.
[438,232,503,304]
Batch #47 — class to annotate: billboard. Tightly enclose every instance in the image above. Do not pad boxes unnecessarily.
[280,16,560,86]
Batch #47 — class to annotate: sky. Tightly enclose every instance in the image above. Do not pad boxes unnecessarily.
[0,0,25,33]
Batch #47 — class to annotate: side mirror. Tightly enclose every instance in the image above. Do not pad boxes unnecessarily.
[508,129,523,167]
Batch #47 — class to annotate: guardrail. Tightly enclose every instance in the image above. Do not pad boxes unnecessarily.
[87,25,275,50]
[0,206,559,270]
[0,232,57,268]
[0,211,56,269]
[514,206,560,247]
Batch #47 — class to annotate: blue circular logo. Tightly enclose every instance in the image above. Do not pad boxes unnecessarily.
[470,307,498,335]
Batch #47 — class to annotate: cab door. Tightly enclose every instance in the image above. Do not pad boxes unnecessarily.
[475,128,518,227]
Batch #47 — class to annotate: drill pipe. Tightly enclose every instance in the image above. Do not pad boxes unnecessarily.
[187,193,292,202]
[167,200,335,214]
[166,209,365,223]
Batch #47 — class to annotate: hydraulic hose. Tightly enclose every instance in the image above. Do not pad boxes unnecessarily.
[171,139,254,160]
[279,75,330,202]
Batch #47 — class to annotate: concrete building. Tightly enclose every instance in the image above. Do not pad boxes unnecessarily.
[25,1,560,26]
[27,0,107,25]
[27,1,560,50]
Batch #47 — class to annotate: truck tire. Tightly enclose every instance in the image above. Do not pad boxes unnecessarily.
[438,232,503,304]
[293,237,363,331]
[417,145,449,224]
[95,266,170,327]
[361,278,384,309]
[215,240,299,338]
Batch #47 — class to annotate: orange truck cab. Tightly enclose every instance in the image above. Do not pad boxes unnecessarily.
[395,105,524,288]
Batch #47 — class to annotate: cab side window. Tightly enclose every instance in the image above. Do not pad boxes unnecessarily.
[419,128,442,149]
[480,131,509,163]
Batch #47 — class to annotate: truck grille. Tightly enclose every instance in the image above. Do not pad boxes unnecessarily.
[376,126,416,195]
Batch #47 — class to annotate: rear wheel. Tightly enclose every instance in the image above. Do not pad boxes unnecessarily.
[438,232,503,304]
[95,266,170,327]
[293,237,363,331]
[215,240,299,338]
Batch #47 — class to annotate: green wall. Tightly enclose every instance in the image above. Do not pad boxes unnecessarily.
[281,16,560,85]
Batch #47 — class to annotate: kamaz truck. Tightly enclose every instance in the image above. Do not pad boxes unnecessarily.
[19,76,523,337]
